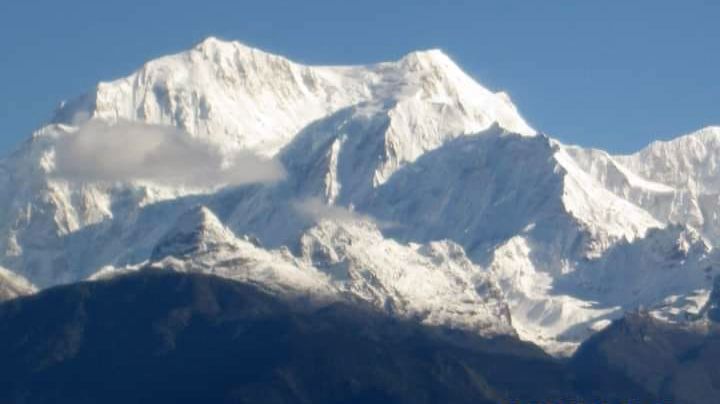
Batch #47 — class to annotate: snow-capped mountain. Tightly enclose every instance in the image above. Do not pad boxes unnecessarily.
[53,37,532,157]
[566,126,720,241]
[1,37,718,355]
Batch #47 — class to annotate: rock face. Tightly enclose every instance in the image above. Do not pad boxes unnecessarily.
[2,37,720,354]
[705,276,720,322]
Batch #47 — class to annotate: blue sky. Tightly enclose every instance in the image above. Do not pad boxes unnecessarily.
[1,0,718,155]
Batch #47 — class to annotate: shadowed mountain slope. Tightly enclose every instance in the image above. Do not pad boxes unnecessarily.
[0,270,651,404]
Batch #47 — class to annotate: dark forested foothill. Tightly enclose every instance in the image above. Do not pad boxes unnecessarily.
[1,269,713,403]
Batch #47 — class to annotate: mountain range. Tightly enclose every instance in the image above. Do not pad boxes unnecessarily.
[1,37,719,358]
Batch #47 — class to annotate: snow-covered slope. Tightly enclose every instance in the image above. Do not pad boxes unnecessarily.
[0,266,36,301]
[54,37,533,157]
[693,275,720,323]
[0,37,532,287]
[298,218,514,335]
[101,205,514,337]
[566,127,720,240]
[1,37,719,355]
[363,131,659,260]
[148,206,336,299]
[617,127,720,194]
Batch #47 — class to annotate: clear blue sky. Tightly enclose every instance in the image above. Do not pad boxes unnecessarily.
[1,0,718,155]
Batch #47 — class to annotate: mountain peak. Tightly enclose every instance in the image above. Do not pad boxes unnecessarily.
[194,35,231,49]
[645,126,720,149]
[192,36,270,58]
[176,205,227,233]
[681,126,720,142]
[50,38,533,157]
[615,125,720,195]
[394,48,481,87]
[397,48,454,70]
[150,206,238,261]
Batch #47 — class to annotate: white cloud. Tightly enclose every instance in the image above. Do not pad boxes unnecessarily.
[293,198,367,223]
[52,119,286,187]
[293,198,398,231]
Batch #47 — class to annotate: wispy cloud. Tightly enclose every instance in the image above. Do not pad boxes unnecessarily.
[53,119,286,187]
[293,197,397,230]
[293,198,367,223]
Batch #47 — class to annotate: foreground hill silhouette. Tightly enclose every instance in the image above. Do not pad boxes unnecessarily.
[573,310,720,403]
[0,269,653,403]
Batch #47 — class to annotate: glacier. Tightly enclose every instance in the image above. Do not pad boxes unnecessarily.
[1,37,718,355]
